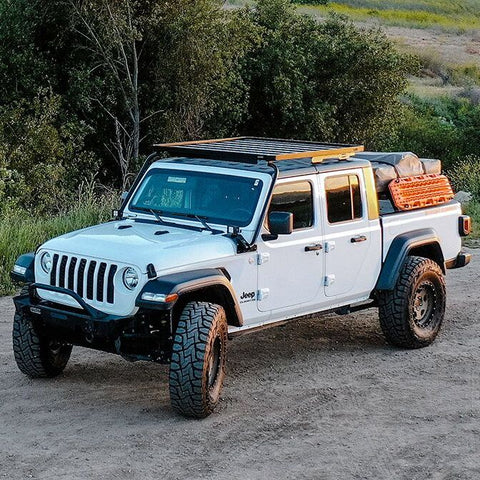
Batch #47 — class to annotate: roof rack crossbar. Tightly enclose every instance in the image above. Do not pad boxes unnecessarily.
[154,137,364,164]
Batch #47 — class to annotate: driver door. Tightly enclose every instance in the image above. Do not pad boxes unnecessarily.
[256,177,324,312]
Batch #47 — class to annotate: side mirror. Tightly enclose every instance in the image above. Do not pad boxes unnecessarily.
[269,211,293,235]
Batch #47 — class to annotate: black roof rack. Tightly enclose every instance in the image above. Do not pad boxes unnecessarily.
[155,137,364,164]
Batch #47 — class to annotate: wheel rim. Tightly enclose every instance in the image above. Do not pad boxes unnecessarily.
[413,282,436,329]
[47,340,71,367]
[207,336,221,389]
[48,341,63,356]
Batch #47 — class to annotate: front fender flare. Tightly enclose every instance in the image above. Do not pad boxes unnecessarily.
[136,268,243,326]
[11,252,35,284]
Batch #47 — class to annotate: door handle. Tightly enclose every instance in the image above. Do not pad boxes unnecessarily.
[351,235,367,243]
[305,244,323,252]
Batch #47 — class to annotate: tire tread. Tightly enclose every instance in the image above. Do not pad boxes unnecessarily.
[169,302,227,418]
[12,287,72,378]
[378,256,445,349]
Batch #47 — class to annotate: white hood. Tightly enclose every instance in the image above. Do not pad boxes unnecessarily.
[41,219,237,274]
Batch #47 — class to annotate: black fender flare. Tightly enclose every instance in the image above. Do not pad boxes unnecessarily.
[11,252,35,284]
[375,228,444,291]
[136,268,243,327]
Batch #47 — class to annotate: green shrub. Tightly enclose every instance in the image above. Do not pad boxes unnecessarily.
[241,0,413,144]
[448,156,480,200]
[0,90,98,215]
[464,200,480,241]
[385,94,480,168]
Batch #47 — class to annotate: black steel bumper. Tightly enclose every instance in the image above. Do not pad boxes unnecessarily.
[445,252,472,269]
[13,284,132,353]
[13,284,172,363]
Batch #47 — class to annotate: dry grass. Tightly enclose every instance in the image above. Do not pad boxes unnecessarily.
[227,0,480,32]
[316,3,480,32]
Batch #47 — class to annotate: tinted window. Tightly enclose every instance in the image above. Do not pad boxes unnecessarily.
[268,181,313,230]
[325,175,363,223]
[129,169,264,227]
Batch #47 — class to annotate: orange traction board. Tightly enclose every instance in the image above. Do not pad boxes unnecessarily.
[389,174,454,211]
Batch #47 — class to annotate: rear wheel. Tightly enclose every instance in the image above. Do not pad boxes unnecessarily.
[13,294,72,377]
[378,256,446,349]
[169,301,227,418]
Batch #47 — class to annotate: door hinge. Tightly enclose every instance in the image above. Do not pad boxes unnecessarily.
[324,274,336,287]
[257,253,270,265]
[257,288,270,301]
[325,241,336,253]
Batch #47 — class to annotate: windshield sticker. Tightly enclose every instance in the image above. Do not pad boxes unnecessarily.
[167,176,187,184]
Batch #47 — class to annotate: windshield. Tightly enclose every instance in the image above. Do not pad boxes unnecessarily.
[129,168,264,227]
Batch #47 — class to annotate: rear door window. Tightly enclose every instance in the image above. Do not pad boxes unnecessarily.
[325,174,363,224]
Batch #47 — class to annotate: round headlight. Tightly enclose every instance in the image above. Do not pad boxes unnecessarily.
[123,267,139,290]
[40,252,52,274]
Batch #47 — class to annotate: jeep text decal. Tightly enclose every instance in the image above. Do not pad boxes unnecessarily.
[240,291,256,303]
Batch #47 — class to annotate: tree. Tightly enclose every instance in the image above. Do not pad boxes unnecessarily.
[69,0,256,187]
[0,90,96,213]
[144,0,257,142]
[70,0,146,189]
[0,0,50,104]
[0,0,417,211]
[240,0,414,146]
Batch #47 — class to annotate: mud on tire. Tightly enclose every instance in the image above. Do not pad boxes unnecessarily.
[12,291,73,378]
[169,301,228,419]
[378,256,446,349]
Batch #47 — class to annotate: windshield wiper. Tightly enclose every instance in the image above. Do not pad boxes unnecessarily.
[158,210,219,233]
[143,208,219,233]
[192,215,215,233]
[149,209,167,225]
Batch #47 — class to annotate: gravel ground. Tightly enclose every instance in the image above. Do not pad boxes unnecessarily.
[0,250,478,480]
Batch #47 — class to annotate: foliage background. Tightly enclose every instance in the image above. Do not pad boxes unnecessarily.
[0,0,479,292]
[0,0,414,213]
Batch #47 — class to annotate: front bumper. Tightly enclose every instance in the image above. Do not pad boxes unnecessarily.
[13,284,171,362]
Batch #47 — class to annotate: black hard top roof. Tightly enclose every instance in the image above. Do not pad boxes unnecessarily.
[154,156,371,179]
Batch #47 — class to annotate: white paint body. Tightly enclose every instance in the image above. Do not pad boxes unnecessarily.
[34,159,463,332]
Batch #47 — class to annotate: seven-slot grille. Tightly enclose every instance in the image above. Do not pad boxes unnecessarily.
[49,254,118,304]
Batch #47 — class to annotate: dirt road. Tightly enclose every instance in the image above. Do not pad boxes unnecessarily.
[1,251,479,480]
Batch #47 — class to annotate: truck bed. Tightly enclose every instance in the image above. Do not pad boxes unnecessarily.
[380,200,463,264]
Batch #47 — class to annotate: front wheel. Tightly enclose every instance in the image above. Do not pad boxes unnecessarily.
[169,302,227,418]
[378,256,446,349]
[12,307,72,378]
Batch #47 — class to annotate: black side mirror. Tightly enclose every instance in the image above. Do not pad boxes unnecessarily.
[269,211,293,235]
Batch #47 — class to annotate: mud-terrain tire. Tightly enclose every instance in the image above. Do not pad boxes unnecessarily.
[12,289,73,378]
[378,256,446,349]
[169,302,228,419]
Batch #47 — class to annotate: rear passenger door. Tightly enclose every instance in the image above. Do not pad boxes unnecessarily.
[320,169,382,299]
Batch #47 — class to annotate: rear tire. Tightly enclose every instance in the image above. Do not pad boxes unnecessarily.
[169,301,227,418]
[378,256,446,349]
[13,295,72,378]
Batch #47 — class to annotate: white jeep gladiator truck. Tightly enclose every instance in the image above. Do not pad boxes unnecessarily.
[11,137,471,418]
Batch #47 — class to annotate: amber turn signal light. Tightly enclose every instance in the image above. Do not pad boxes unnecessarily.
[459,215,471,237]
